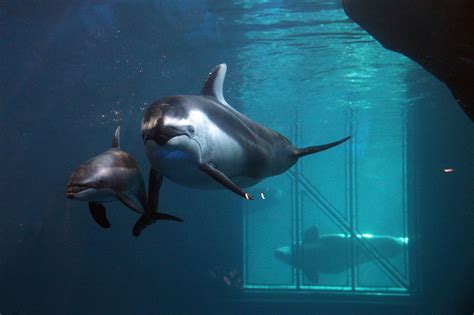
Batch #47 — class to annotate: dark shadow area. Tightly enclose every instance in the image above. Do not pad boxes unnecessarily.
[343,0,474,121]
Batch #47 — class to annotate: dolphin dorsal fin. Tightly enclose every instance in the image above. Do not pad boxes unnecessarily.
[112,126,120,148]
[303,226,319,243]
[201,63,231,107]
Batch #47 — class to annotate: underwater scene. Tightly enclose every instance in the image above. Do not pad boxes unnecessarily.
[1,0,473,314]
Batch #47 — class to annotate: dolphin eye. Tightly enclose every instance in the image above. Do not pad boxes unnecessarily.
[188,125,195,134]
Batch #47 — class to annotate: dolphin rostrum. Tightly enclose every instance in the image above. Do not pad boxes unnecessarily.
[66,126,182,236]
[274,226,407,283]
[141,64,350,207]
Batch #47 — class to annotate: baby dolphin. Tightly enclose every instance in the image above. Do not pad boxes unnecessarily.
[141,64,350,203]
[66,126,182,236]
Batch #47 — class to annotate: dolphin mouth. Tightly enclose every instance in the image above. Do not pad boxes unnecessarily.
[143,126,191,145]
[155,134,173,145]
[66,184,92,198]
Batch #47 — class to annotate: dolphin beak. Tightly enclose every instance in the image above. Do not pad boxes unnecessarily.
[66,189,74,199]
[143,125,191,145]
[142,131,170,145]
[274,247,285,258]
[142,133,152,143]
[66,184,89,199]
[274,246,292,264]
[155,132,173,145]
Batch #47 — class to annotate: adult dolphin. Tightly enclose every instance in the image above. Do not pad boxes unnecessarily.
[66,126,182,236]
[141,64,350,208]
[274,226,407,283]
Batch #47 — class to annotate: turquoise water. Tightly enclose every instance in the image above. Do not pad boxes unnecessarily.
[0,1,472,314]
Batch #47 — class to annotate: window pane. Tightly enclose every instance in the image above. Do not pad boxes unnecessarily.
[300,201,351,290]
[244,175,295,288]
[239,0,412,295]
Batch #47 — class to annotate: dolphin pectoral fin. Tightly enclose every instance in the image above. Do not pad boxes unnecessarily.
[88,202,111,229]
[148,168,163,212]
[199,163,253,200]
[115,192,143,214]
[296,136,351,158]
[132,212,183,237]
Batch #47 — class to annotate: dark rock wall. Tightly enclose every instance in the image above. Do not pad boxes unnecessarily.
[342,0,474,121]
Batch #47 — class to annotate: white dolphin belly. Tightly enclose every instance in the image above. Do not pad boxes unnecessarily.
[145,140,216,188]
[145,132,249,189]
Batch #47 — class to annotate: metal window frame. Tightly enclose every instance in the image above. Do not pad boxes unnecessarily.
[243,106,419,297]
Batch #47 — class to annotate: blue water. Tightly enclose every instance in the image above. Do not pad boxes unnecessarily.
[1,1,473,314]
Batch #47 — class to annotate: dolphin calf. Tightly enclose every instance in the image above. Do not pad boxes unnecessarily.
[66,126,182,236]
[274,226,407,283]
[141,64,350,204]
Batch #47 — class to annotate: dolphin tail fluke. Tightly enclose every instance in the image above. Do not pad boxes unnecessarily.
[132,212,183,237]
[295,136,351,158]
[133,214,153,237]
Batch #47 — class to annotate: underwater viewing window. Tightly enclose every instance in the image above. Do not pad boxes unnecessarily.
[242,103,413,295]
[240,3,416,296]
